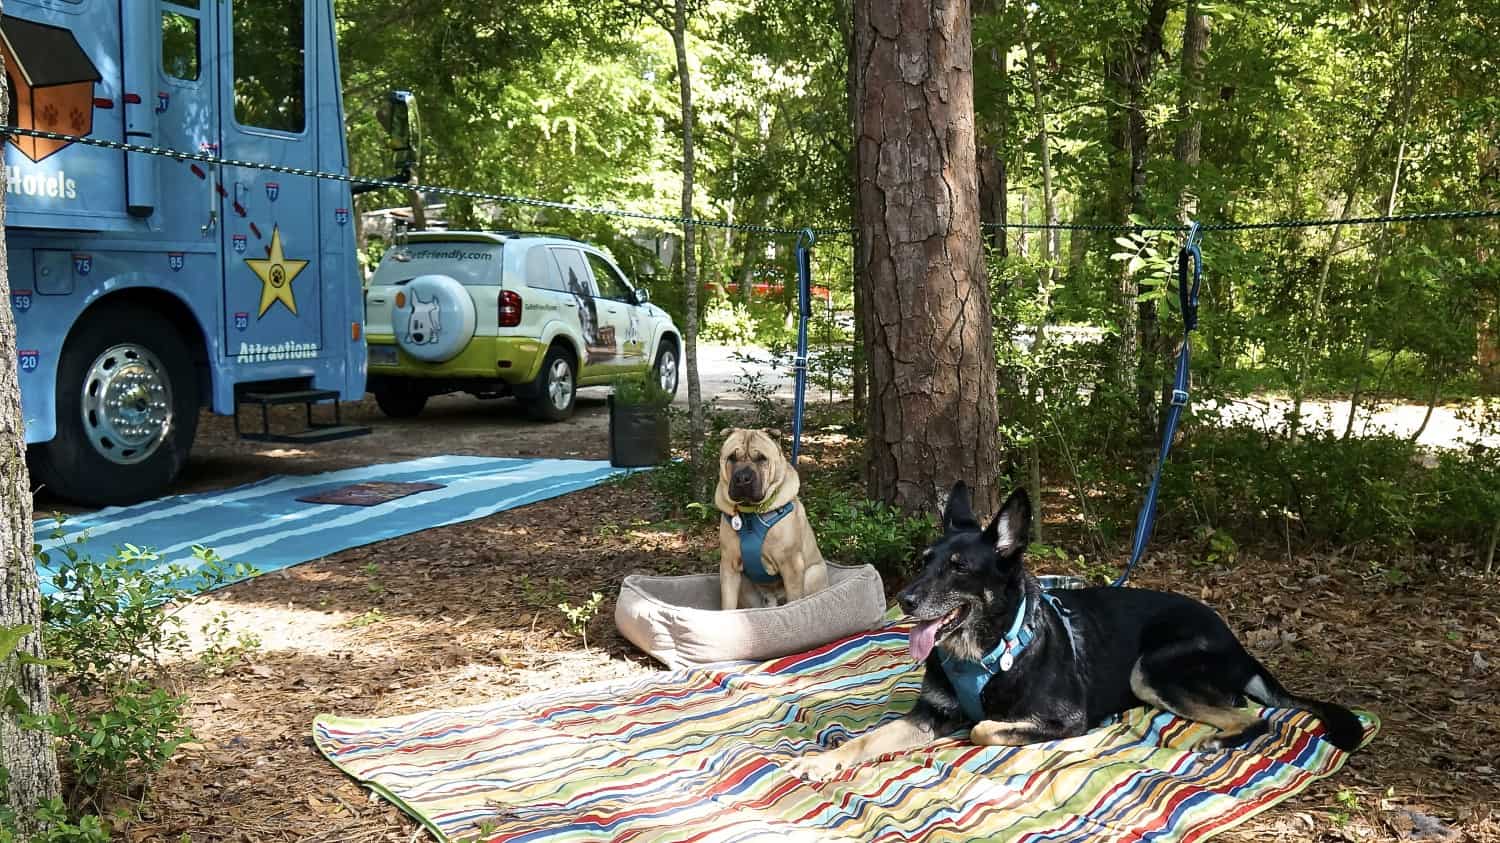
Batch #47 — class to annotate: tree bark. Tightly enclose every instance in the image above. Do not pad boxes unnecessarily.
[0,64,65,835]
[1104,0,1169,431]
[1166,1,1209,417]
[1174,0,1210,219]
[837,0,867,431]
[1477,135,1499,393]
[1344,137,1406,439]
[1289,182,1357,442]
[975,0,1009,257]
[853,0,1000,516]
[666,0,705,473]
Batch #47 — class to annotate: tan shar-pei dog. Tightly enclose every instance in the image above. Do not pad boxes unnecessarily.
[715,428,830,610]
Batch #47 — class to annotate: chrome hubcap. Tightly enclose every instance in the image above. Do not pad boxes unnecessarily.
[659,350,678,395]
[81,343,173,465]
[547,358,573,410]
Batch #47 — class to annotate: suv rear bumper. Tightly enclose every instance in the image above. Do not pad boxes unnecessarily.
[366,335,545,383]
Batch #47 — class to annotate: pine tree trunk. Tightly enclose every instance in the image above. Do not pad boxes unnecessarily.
[838,0,867,430]
[1022,17,1058,541]
[1174,1,1210,218]
[667,1,705,474]
[0,64,64,834]
[1289,182,1357,442]
[1477,137,1499,393]
[975,0,1009,257]
[1104,0,1168,431]
[1167,1,1209,416]
[853,0,1000,516]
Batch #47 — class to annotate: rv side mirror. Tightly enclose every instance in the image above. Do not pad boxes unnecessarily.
[378,90,420,178]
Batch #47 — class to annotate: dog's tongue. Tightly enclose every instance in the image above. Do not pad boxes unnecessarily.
[908,618,943,662]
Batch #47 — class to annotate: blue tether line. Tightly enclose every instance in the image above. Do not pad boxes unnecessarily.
[791,228,815,465]
[1113,222,1203,588]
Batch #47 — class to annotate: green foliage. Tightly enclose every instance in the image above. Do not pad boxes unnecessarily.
[0,795,110,843]
[801,491,935,582]
[519,575,568,609]
[23,525,254,817]
[730,364,787,431]
[31,686,190,810]
[645,456,712,522]
[558,593,606,648]
[198,612,263,676]
[611,373,674,408]
[36,531,254,695]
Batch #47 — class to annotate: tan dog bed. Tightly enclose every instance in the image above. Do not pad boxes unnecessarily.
[615,563,887,669]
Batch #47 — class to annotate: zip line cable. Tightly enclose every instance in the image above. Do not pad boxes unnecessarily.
[1,126,807,236]
[5,126,1497,238]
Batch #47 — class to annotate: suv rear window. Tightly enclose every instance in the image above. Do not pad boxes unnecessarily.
[525,247,565,291]
[372,242,503,287]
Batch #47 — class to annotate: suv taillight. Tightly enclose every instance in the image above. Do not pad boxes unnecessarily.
[499,290,523,327]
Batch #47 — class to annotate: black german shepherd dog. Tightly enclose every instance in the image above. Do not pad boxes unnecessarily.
[786,482,1363,782]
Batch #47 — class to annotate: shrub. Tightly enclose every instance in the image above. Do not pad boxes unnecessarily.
[26,524,255,817]
[803,490,935,582]
[34,686,190,811]
[611,373,673,408]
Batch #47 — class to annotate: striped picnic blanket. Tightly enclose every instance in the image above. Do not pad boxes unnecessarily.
[314,620,1377,842]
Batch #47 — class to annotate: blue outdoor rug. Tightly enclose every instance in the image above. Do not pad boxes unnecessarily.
[35,456,632,595]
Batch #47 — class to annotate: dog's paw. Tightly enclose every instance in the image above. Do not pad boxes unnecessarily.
[785,752,847,783]
[1198,736,1228,753]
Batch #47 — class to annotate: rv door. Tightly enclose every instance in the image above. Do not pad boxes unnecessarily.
[216,0,324,363]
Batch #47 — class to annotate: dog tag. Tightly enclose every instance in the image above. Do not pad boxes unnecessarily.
[999,650,1015,672]
[731,514,743,531]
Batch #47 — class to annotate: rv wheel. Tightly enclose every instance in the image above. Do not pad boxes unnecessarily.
[31,305,199,506]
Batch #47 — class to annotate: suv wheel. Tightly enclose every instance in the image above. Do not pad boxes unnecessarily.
[653,341,679,400]
[526,345,576,421]
[373,381,428,418]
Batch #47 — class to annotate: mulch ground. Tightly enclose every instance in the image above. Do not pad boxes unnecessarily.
[73,439,1500,842]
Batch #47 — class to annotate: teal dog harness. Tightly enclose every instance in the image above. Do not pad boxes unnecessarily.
[724,502,797,585]
[937,591,1075,722]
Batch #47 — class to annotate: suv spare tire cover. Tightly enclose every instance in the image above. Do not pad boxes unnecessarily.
[392,274,477,363]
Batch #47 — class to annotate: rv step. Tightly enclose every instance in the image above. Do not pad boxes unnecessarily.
[242,388,341,406]
[239,425,372,445]
[234,387,371,444]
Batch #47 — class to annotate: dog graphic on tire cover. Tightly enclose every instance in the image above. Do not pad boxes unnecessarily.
[405,292,441,345]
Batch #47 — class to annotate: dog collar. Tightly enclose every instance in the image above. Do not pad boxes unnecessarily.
[725,502,797,585]
[938,595,1032,722]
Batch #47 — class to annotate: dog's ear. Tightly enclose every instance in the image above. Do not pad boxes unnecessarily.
[982,488,1031,555]
[941,481,977,533]
[761,427,783,442]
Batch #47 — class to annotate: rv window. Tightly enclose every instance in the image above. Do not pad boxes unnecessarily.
[161,11,200,81]
[232,0,305,132]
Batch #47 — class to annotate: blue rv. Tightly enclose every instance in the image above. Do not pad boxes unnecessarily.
[3,0,406,505]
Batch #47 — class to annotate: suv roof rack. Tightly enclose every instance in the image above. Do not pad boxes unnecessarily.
[488,229,587,243]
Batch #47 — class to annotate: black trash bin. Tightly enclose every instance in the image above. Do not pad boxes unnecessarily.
[608,395,670,467]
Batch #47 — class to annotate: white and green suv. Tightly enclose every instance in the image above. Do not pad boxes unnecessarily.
[363,231,681,420]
